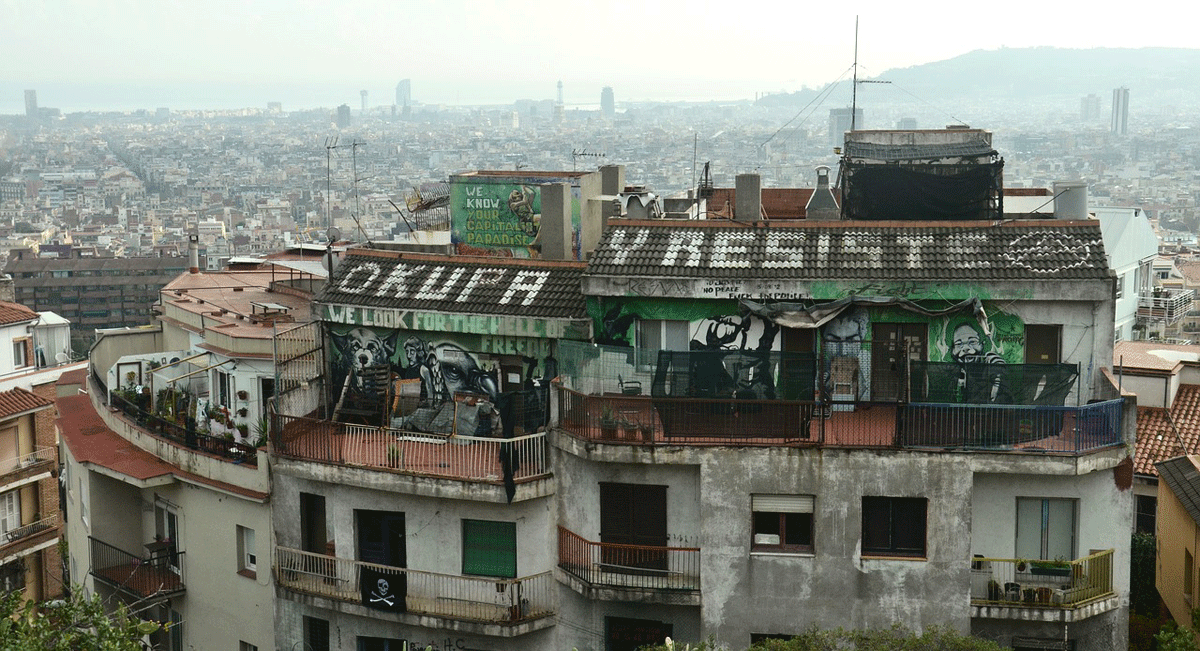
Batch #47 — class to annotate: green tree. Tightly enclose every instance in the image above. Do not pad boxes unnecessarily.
[0,588,160,651]
[1155,608,1200,651]
[1130,532,1161,617]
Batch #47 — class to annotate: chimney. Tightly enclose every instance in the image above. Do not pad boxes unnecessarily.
[601,164,625,195]
[735,174,761,221]
[1053,181,1088,220]
[538,183,572,260]
[805,165,840,221]
[188,233,199,273]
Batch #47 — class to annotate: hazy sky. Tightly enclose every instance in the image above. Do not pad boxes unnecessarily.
[2,0,1196,110]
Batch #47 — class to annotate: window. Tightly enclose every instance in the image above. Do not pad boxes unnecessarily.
[751,494,814,553]
[1,559,25,593]
[636,319,689,368]
[78,476,88,527]
[1016,497,1076,561]
[1186,549,1194,603]
[0,491,19,536]
[12,339,29,368]
[215,369,232,408]
[600,483,668,573]
[861,496,926,557]
[357,638,408,651]
[1115,273,1124,299]
[303,616,330,651]
[462,519,516,578]
[237,525,256,576]
[239,643,258,651]
[1136,495,1157,534]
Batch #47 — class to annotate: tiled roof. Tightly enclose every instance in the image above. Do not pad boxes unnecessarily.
[1135,385,1200,476]
[0,386,54,419]
[844,139,996,161]
[585,221,1111,281]
[1114,341,1197,374]
[1157,455,1200,525]
[316,251,588,320]
[0,301,38,326]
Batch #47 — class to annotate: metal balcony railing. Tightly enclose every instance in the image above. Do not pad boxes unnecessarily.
[273,414,550,483]
[0,446,55,477]
[1,512,57,546]
[274,546,553,625]
[557,526,700,593]
[969,549,1114,609]
[106,387,258,466]
[89,536,185,598]
[556,387,1124,455]
[1138,288,1195,325]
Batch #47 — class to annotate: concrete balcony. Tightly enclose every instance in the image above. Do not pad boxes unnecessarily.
[557,387,1124,457]
[0,513,58,564]
[556,526,700,605]
[272,414,552,501]
[89,535,186,599]
[970,549,1117,622]
[0,446,55,488]
[274,546,554,636]
[1138,288,1194,325]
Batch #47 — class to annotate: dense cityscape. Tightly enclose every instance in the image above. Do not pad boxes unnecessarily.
[2,52,1200,651]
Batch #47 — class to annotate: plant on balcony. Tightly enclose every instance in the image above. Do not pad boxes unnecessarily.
[236,389,249,401]
[600,406,620,438]
[235,423,249,439]
[1030,558,1071,577]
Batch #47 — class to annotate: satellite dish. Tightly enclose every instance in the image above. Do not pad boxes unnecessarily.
[326,226,342,242]
[55,352,70,364]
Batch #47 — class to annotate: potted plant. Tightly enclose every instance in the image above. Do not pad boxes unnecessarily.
[600,406,620,439]
[235,423,250,440]
[1030,558,1071,577]
[236,389,249,401]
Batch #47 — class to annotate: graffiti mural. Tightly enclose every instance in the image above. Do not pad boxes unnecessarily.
[821,307,871,402]
[929,311,1025,404]
[687,315,781,400]
[450,176,584,259]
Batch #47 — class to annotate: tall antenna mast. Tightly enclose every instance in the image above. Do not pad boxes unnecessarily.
[851,16,859,132]
[324,136,338,231]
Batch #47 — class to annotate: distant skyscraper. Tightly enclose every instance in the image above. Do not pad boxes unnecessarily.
[601,86,615,118]
[267,101,282,113]
[557,80,563,106]
[896,117,918,130]
[829,107,863,146]
[1111,87,1129,136]
[360,90,368,112]
[24,90,37,118]
[1081,94,1101,121]
[395,79,411,107]
[337,104,351,128]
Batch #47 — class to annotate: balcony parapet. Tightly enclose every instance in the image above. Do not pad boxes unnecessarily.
[556,526,700,605]
[1138,288,1195,325]
[557,387,1124,456]
[87,371,269,495]
[89,535,186,599]
[0,446,55,486]
[274,546,554,632]
[273,414,550,485]
[969,549,1116,622]
[0,513,58,562]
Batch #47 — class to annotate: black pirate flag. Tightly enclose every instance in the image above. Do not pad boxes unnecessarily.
[360,565,406,612]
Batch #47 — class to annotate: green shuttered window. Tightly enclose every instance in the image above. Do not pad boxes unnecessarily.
[462,519,516,578]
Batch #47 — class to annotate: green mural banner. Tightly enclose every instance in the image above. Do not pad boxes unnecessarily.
[452,182,542,248]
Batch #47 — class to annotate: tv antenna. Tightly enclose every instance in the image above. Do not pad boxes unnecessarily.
[571,148,606,172]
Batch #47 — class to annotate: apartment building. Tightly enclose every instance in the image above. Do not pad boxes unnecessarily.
[1155,454,1200,629]
[267,136,1133,650]
[57,243,314,650]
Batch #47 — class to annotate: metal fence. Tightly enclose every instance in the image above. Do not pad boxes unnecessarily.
[2,512,57,545]
[274,414,550,482]
[108,390,258,465]
[274,546,554,625]
[969,549,1114,608]
[0,446,55,475]
[557,526,700,592]
[89,536,186,598]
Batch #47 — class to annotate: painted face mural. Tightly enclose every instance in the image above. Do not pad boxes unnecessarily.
[950,322,1004,365]
[820,307,871,401]
[823,308,868,356]
[687,315,781,400]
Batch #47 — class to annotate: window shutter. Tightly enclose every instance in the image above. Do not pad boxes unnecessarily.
[752,495,814,513]
[462,520,516,578]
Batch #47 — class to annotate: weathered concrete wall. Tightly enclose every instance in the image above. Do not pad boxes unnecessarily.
[700,448,975,645]
[554,584,701,651]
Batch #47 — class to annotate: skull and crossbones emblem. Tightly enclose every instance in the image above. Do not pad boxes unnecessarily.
[370,578,394,606]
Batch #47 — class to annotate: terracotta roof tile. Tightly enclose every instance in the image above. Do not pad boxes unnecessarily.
[0,301,38,326]
[0,386,54,419]
[584,220,1111,283]
[1136,385,1200,476]
[317,251,588,321]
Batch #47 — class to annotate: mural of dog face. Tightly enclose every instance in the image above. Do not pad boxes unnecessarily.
[333,328,398,386]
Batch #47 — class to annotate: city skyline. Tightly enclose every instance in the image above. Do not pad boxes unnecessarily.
[2,0,1196,113]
